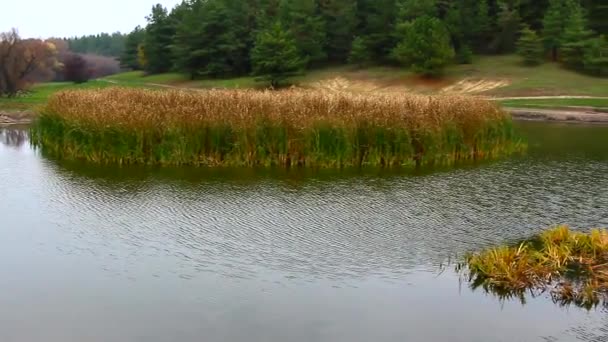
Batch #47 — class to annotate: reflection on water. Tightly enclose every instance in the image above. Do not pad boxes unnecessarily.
[0,122,607,342]
[0,127,27,148]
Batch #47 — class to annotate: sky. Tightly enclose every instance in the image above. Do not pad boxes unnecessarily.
[1,0,183,39]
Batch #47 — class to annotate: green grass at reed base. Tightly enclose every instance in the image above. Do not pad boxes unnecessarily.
[30,88,525,168]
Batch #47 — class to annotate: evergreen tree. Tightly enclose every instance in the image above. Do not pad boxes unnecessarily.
[517,24,544,65]
[520,0,550,31]
[279,0,327,66]
[542,0,579,61]
[456,45,473,64]
[251,22,305,87]
[393,0,437,58]
[476,0,493,50]
[490,1,522,53]
[392,16,455,76]
[120,26,145,70]
[582,35,608,76]
[348,36,372,67]
[582,0,608,35]
[143,4,175,74]
[318,0,358,62]
[355,0,397,61]
[561,4,594,70]
[395,0,437,22]
[172,0,250,78]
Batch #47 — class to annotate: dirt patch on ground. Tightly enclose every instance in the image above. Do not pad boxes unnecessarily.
[307,76,510,95]
[307,77,409,93]
[0,110,35,126]
[441,78,511,94]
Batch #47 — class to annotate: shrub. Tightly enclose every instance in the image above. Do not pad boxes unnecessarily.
[63,54,90,84]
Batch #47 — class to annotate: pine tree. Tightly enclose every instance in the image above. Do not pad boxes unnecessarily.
[318,0,358,62]
[251,22,305,87]
[394,0,437,22]
[392,16,455,76]
[582,0,608,35]
[517,25,544,65]
[120,26,145,70]
[355,0,397,61]
[561,4,594,70]
[348,36,372,67]
[143,4,175,74]
[490,1,522,53]
[279,0,327,66]
[542,0,579,61]
[172,0,250,78]
[520,0,550,31]
[393,0,437,55]
[582,35,608,76]
[475,0,492,50]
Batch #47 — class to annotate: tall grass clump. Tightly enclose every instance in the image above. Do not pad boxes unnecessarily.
[463,226,608,309]
[31,87,524,167]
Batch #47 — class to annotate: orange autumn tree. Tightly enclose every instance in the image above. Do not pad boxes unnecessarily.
[0,29,58,97]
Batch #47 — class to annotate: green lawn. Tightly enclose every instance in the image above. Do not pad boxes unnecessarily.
[105,71,188,84]
[0,81,120,110]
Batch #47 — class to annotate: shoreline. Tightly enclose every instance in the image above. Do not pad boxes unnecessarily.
[507,107,608,124]
[0,110,35,126]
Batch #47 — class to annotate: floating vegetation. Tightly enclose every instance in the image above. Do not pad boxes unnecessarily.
[461,226,608,309]
[31,88,524,167]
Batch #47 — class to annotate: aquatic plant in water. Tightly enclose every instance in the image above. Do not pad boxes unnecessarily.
[461,226,608,309]
[31,88,524,167]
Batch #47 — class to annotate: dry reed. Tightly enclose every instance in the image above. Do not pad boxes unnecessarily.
[31,87,524,167]
[463,226,608,309]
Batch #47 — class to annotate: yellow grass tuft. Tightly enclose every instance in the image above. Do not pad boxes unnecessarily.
[464,225,608,309]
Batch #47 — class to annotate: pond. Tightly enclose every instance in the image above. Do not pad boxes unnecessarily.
[1,122,607,342]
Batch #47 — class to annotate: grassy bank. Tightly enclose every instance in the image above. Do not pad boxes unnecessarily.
[0,80,145,111]
[463,226,608,309]
[31,88,523,167]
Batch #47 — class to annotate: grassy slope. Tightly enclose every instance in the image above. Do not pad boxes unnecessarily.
[105,55,606,97]
[447,55,608,97]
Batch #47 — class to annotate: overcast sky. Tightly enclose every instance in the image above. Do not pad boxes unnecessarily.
[1,0,183,39]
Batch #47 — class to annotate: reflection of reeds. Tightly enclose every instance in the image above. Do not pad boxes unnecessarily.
[0,128,28,148]
[31,88,524,167]
[463,226,608,309]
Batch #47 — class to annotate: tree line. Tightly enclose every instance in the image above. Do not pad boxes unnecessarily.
[66,33,126,57]
[119,0,608,84]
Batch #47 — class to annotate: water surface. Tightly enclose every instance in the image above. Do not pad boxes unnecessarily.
[1,122,607,342]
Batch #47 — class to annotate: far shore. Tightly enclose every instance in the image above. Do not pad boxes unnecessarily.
[0,110,35,126]
[507,107,608,124]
